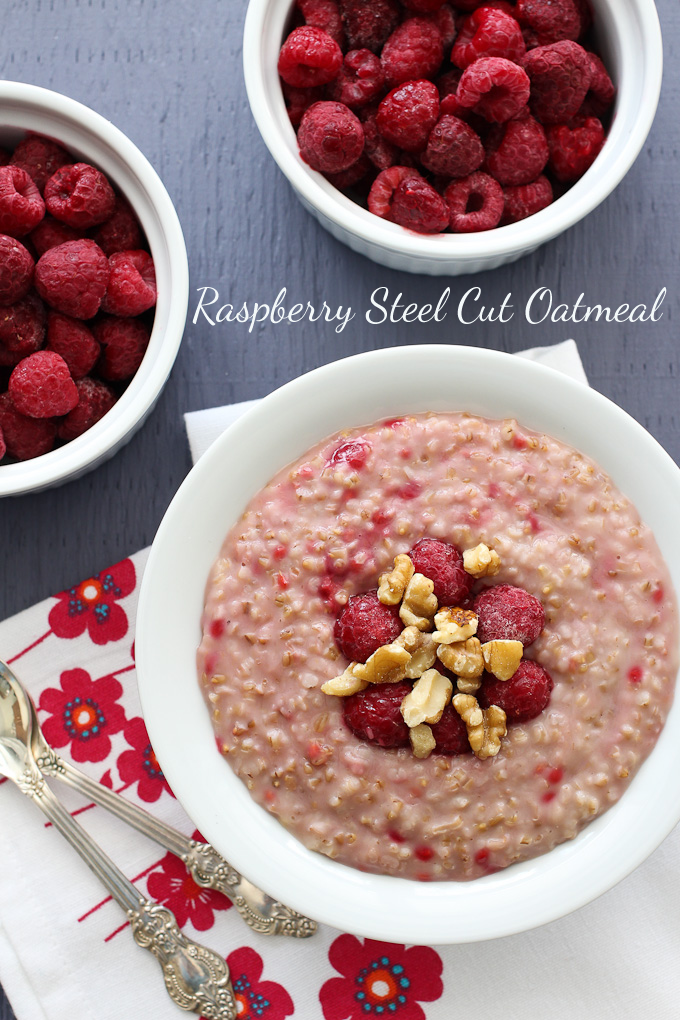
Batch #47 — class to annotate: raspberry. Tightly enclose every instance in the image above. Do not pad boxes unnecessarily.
[44,163,116,229]
[91,195,143,256]
[282,83,326,127]
[101,250,157,317]
[334,590,403,662]
[8,350,78,418]
[381,18,444,87]
[30,216,85,257]
[523,41,592,124]
[298,101,365,173]
[327,49,386,108]
[325,152,373,190]
[516,0,581,45]
[409,538,472,605]
[57,376,116,441]
[342,680,412,747]
[479,659,553,721]
[426,4,457,48]
[484,113,548,184]
[501,174,553,223]
[368,166,422,219]
[0,391,56,460]
[581,53,615,118]
[457,56,530,122]
[0,291,46,362]
[278,26,343,88]
[361,107,400,169]
[452,8,526,69]
[402,0,448,11]
[474,583,545,644]
[35,239,110,320]
[445,171,504,231]
[422,115,485,177]
[339,0,401,53]
[296,0,345,46]
[45,311,100,379]
[0,166,46,237]
[0,235,34,306]
[430,703,472,754]
[0,425,5,461]
[377,80,440,152]
[391,176,449,233]
[93,315,151,381]
[546,115,604,181]
[10,136,70,194]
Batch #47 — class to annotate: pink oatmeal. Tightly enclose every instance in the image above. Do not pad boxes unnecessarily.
[197,413,678,881]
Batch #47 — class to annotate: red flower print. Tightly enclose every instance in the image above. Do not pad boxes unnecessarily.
[320,935,443,1020]
[146,831,232,931]
[39,668,126,764]
[117,716,174,802]
[48,557,136,645]
[215,947,293,1020]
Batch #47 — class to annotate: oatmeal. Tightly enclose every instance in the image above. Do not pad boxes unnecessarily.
[197,413,678,881]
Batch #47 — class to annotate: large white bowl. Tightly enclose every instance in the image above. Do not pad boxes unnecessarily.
[136,346,680,944]
[0,81,189,496]
[243,0,662,275]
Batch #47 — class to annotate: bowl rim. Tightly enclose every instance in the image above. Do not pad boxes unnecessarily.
[136,344,680,944]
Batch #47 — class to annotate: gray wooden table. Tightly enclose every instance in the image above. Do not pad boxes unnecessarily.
[1,1,678,1017]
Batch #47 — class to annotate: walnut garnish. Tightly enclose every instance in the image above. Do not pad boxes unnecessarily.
[404,632,437,679]
[321,664,368,697]
[378,553,414,606]
[432,607,478,644]
[353,642,411,685]
[456,675,483,695]
[452,693,507,760]
[395,625,421,653]
[399,573,438,631]
[436,637,484,680]
[400,669,453,728]
[481,640,523,681]
[463,543,501,578]
[409,723,436,759]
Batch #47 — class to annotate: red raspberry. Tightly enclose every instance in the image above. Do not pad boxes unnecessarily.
[35,239,109,320]
[391,176,449,233]
[8,350,78,418]
[0,235,35,306]
[501,174,553,223]
[484,113,548,184]
[44,163,116,229]
[546,115,604,181]
[402,0,448,11]
[91,195,143,256]
[10,136,71,194]
[324,152,373,190]
[0,167,46,237]
[523,41,592,124]
[516,0,581,45]
[282,83,326,127]
[45,311,100,379]
[368,166,422,219]
[426,4,457,48]
[57,376,117,441]
[361,107,400,169]
[339,0,401,53]
[327,49,386,108]
[298,101,365,173]
[474,583,545,644]
[334,590,403,662]
[296,0,345,46]
[278,26,343,88]
[457,56,530,122]
[445,171,504,231]
[377,80,440,152]
[30,216,85,257]
[381,19,444,88]
[409,538,472,605]
[101,250,157,317]
[452,8,526,69]
[0,291,46,362]
[0,391,56,460]
[93,315,151,381]
[422,115,485,177]
[342,680,412,747]
[437,69,462,102]
[0,425,5,461]
[581,53,615,117]
[479,659,553,721]
[430,703,472,755]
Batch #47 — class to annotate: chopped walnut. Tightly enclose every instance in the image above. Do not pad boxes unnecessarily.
[353,642,411,685]
[401,668,453,727]
[410,723,436,759]
[378,553,414,606]
[399,573,438,631]
[463,543,501,578]
[452,693,507,760]
[481,640,523,681]
[395,625,421,653]
[437,637,484,680]
[432,607,478,644]
[404,632,437,679]
[456,675,483,694]
[321,664,368,697]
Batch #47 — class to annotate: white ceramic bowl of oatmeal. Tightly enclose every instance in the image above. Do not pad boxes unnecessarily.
[136,345,680,943]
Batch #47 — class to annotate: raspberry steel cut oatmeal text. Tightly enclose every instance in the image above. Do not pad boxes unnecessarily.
[197,413,678,881]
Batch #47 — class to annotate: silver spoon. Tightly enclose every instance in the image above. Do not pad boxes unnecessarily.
[3,660,316,938]
[0,662,237,1019]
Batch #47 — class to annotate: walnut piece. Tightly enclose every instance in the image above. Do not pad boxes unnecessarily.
[452,693,507,760]
[410,723,436,759]
[321,664,368,697]
[436,637,484,679]
[378,553,414,606]
[456,675,483,694]
[401,668,453,727]
[399,573,438,631]
[463,543,501,578]
[353,642,411,685]
[481,640,523,681]
[395,625,421,653]
[432,607,478,644]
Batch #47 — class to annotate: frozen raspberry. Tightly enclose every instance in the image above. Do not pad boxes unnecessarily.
[516,0,581,44]
[342,680,412,748]
[340,0,401,52]
[546,115,604,181]
[8,350,78,418]
[484,113,548,184]
[409,538,472,605]
[377,80,440,152]
[91,195,143,256]
[445,171,504,231]
[334,590,403,662]
[101,250,157,317]
[298,102,365,173]
[296,0,345,46]
[453,8,525,69]
[57,376,117,441]
[325,152,374,189]
[457,56,530,122]
[29,216,85,257]
[0,167,46,238]
[426,4,457,48]
[278,26,343,88]
[479,659,553,721]
[327,49,385,108]
[523,41,591,124]
[0,235,35,306]
[422,115,485,177]
[0,391,56,460]
[381,19,444,88]
[474,583,545,644]
[93,315,151,381]
[501,174,553,223]
[282,83,326,127]
[437,69,462,102]
[361,107,400,169]
[44,163,116,229]
[45,312,100,379]
[581,53,615,117]
[368,166,422,219]
[0,291,46,362]
[430,703,472,754]
[391,176,449,233]
[10,136,71,194]
[35,239,109,320]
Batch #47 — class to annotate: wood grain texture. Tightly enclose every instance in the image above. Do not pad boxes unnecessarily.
[0,1,678,1017]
